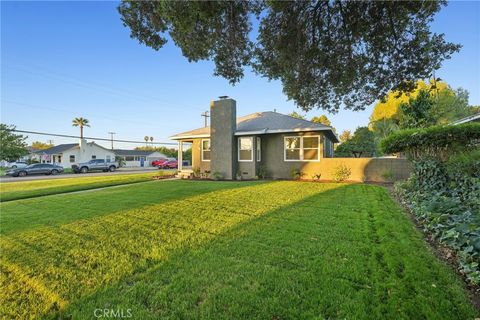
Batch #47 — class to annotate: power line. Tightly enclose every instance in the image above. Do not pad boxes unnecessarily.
[8,129,177,146]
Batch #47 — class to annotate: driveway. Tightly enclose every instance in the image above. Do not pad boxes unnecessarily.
[0,168,165,183]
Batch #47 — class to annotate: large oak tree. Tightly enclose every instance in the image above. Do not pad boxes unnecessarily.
[118,0,459,113]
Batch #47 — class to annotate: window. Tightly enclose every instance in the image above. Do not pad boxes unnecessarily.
[284,136,320,161]
[106,155,111,162]
[201,139,211,161]
[285,137,301,160]
[125,156,134,161]
[91,155,96,160]
[69,155,75,163]
[303,136,319,160]
[238,137,253,161]
[256,137,261,162]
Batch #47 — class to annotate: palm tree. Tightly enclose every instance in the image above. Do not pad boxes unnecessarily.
[72,117,90,139]
[144,136,149,147]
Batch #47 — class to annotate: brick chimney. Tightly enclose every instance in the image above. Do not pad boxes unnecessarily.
[210,97,236,180]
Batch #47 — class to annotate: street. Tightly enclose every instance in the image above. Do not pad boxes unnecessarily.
[0,167,166,183]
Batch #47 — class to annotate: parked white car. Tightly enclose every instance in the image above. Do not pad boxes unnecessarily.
[7,161,28,169]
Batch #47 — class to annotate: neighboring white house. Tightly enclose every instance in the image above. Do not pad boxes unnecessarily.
[37,139,116,168]
[113,149,168,167]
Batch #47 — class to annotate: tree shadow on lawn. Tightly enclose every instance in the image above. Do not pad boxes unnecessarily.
[0,180,266,236]
[2,181,341,319]
[61,184,476,320]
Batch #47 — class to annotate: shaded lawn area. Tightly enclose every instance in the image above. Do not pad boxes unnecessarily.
[0,181,476,319]
[0,171,169,202]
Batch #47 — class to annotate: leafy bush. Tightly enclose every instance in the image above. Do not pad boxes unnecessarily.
[212,171,223,180]
[332,164,351,182]
[192,166,200,178]
[257,166,268,179]
[381,170,394,182]
[291,168,305,180]
[381,123,480,160]
[395,157,480,285]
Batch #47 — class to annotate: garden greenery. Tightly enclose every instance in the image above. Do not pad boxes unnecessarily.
[381,123,480,160]
[388,123,480,284]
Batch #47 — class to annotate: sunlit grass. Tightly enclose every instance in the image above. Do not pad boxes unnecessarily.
[0,171,168,202]
[0,181,476,319]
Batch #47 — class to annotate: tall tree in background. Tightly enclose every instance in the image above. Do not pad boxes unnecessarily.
[72,117,90,139]
[144,136,149,147]
[119,1,459,113]
[288,111,306,120]
[370,79,474,125]
[311,115,331,126]
[339,130,352,143]
[0,124,29,161]
[398,90,436,129]
[335,127,376,158]
[31,141,54,150]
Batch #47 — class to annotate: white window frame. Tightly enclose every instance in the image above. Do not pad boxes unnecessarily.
[201,139,211,162]
[284,135,320,162]
[256,137,261,162]
[238,137,253,162]
[69,155,75,163]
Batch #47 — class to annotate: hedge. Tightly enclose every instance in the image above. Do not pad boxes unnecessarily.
[380,123,480,160]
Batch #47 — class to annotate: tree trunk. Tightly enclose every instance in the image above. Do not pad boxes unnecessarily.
[80,126,83,139]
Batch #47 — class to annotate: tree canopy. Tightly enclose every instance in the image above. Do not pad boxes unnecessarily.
[31,141,54,150]
[0,124,29,162]
[118,1,459,113]
[335,127,376,158]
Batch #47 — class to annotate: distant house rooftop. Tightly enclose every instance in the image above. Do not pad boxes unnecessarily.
[36,143,79,155]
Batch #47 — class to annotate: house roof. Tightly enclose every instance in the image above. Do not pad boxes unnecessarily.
[113,149,166,157]
[38,142,115,155]
[450,112,480,125]
[171,111,339,142]
[37,144,78,155]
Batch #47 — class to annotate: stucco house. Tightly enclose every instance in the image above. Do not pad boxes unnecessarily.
[37,139,116,167]
[113,149,168,167]
[171,97,339,180]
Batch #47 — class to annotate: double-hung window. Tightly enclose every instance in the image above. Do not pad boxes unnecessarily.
[284,136,320,161]
[201,139,211,161]
[238,137,253,162]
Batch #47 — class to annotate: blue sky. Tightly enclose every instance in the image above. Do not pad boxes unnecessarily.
[1,1,479,149]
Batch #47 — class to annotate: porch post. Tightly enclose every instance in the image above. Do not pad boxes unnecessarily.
[178,141,183,171]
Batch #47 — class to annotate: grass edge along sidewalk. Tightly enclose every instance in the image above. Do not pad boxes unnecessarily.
[0,171,171,202]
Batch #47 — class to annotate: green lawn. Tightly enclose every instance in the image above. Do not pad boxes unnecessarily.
[0,180,476,319]
[0,171,169,202]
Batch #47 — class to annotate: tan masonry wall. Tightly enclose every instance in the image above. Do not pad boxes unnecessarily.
[281,158,412,182]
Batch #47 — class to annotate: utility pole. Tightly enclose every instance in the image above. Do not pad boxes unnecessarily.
[201,111,210,127]
[108,132,116,150]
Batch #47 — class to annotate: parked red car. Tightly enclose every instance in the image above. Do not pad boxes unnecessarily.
[151,159,168,167]
[158,160,178,169]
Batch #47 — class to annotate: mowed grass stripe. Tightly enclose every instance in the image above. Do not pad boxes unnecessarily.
[0,180,250,236]
[1,181,341,319]
[0,172,168,202]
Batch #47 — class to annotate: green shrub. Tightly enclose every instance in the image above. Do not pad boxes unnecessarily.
[192,166,200,178]
[212,171,223,180]
[332,164,351,182]
[381,123,480,160]
[381,170,394,182]
[257,166,268,179]
[291,168,305,180]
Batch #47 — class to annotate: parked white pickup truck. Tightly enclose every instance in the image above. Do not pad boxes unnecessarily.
[72,159,119,174]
